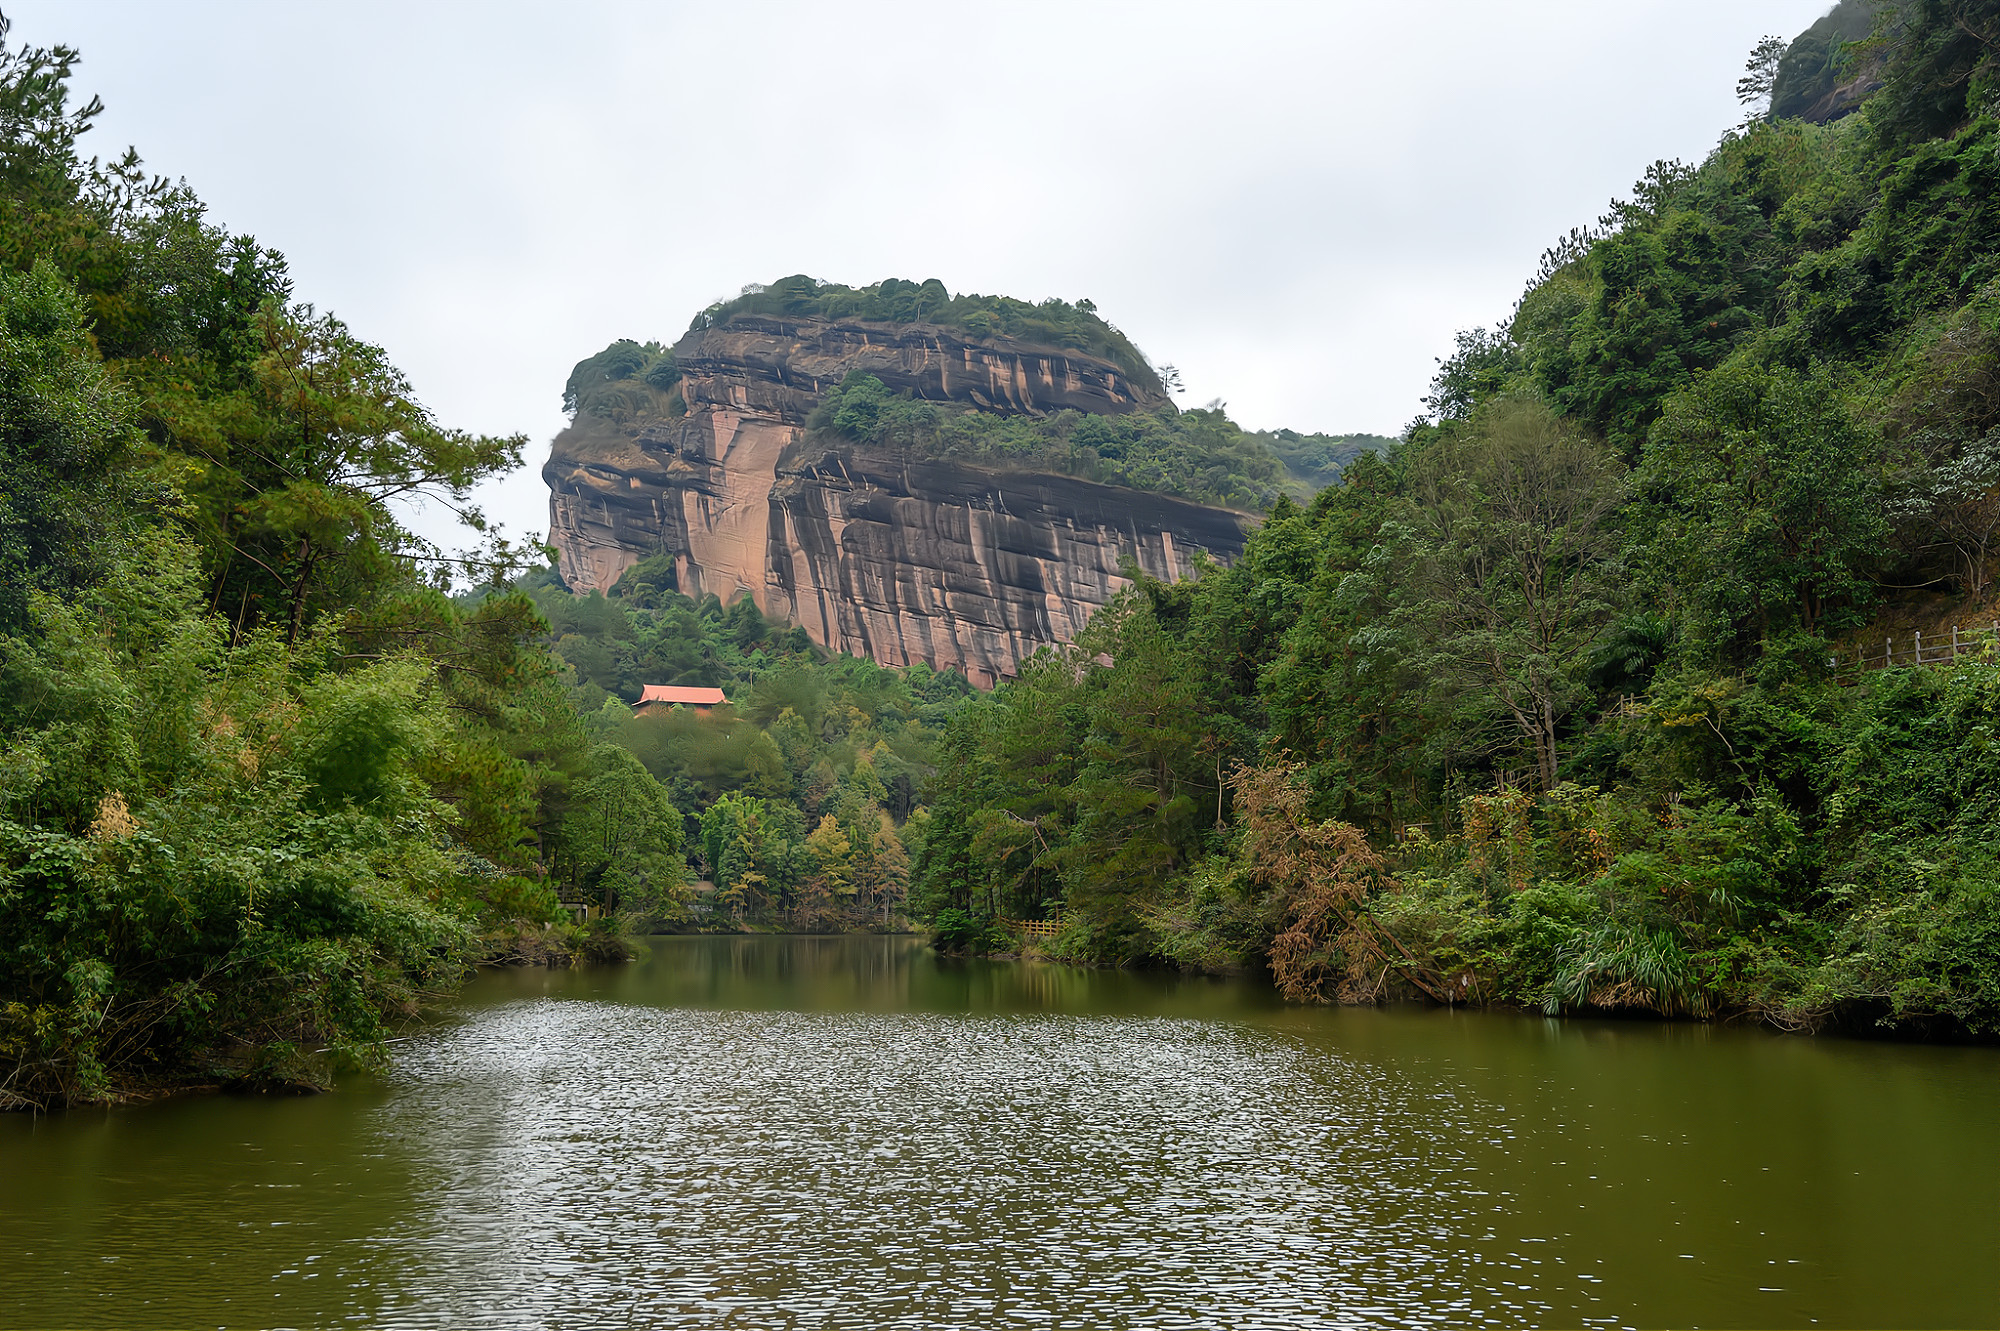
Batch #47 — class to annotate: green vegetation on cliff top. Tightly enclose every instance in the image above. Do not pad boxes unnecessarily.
[564,318,1393,511]
[806,371,1395,511]
[695,274,1163,392]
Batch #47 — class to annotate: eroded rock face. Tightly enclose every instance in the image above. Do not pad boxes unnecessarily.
[544,314,1249,685]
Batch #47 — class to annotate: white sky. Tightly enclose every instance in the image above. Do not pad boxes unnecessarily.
[16,0,1835,553]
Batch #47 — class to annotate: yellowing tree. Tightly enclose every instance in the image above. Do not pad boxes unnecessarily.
[798,814,854,930]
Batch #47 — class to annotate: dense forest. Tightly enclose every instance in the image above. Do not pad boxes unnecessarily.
[523,557,963,931]
[0,18,690,1109]
[7,0,2000,1113]
[914,0,2000,1035]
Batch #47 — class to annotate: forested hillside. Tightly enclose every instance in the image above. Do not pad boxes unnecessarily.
[521,556,963,930]
[915,0,2000,1035]
[0,21,683,1109]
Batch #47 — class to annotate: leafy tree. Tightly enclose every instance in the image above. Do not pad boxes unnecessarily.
[1423,327,1520,423]
[1639,359,1884,651]
[1887,434,2000,593]
[1880,288,2000,591]
[149,303,526,642]
[0,262,133,629]
[0,19,102,277]
[1397,400,1628,789]
[798,814,855,930]
[698,791,804,922]
[1232,762,1408,1004]
[552,745,686,919]
[1738,35,1791,123]
[859,814,912,926]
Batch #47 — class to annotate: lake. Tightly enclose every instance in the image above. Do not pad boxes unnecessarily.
[1,934,1994,1328]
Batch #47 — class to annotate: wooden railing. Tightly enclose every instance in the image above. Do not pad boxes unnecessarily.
[1001,917,1063,941]
[1834,621,2000,679]
[554,887,602,924]
[1594,626,2000,712]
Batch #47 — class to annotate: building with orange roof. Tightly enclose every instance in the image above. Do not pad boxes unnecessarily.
[634,684,727,716]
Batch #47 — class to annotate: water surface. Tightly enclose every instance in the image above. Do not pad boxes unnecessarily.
[2,935,1994,1328]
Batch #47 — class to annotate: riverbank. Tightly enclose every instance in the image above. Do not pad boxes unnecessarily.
[973,900,2000,1044]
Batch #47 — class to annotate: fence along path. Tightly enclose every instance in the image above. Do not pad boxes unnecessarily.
[1835,620,2000,679]
[1598,621,2000,720]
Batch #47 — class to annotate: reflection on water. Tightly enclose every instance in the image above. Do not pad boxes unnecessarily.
[1,934,1996,1328]
[470,933,1290,1021]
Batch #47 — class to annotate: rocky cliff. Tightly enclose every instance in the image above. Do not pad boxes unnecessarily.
[544,312,1251,685]
[1770,0,1884,125]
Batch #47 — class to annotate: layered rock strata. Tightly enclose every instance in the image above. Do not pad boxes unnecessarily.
[545,314,1249,685]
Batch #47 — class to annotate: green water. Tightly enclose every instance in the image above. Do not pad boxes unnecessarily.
[1,934,1995,1328]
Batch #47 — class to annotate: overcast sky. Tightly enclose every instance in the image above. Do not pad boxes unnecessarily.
[16,0,1834,552]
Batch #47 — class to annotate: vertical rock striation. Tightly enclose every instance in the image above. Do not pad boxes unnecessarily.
[544,314,1250,685]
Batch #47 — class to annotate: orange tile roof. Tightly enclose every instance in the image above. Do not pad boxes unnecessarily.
[636,685,727,707]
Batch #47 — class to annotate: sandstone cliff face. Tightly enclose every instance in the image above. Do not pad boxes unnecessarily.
[545,314,1249,685]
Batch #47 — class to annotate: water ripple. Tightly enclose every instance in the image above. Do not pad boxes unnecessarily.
[367,1002,1530,1329]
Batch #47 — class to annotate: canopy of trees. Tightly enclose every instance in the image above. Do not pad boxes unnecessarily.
[694,275,1162,393]
[0,19,675,1109]
[521,565,955,932]
[911,4,2000,1037]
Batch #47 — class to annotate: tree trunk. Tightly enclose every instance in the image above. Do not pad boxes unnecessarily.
[1538,697,1560,792]
[285,538,317,646]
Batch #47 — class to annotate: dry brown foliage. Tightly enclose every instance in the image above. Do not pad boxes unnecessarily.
[1232,762,1448,1004]
[88,792,139,841]
[1462,786,1535,889]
